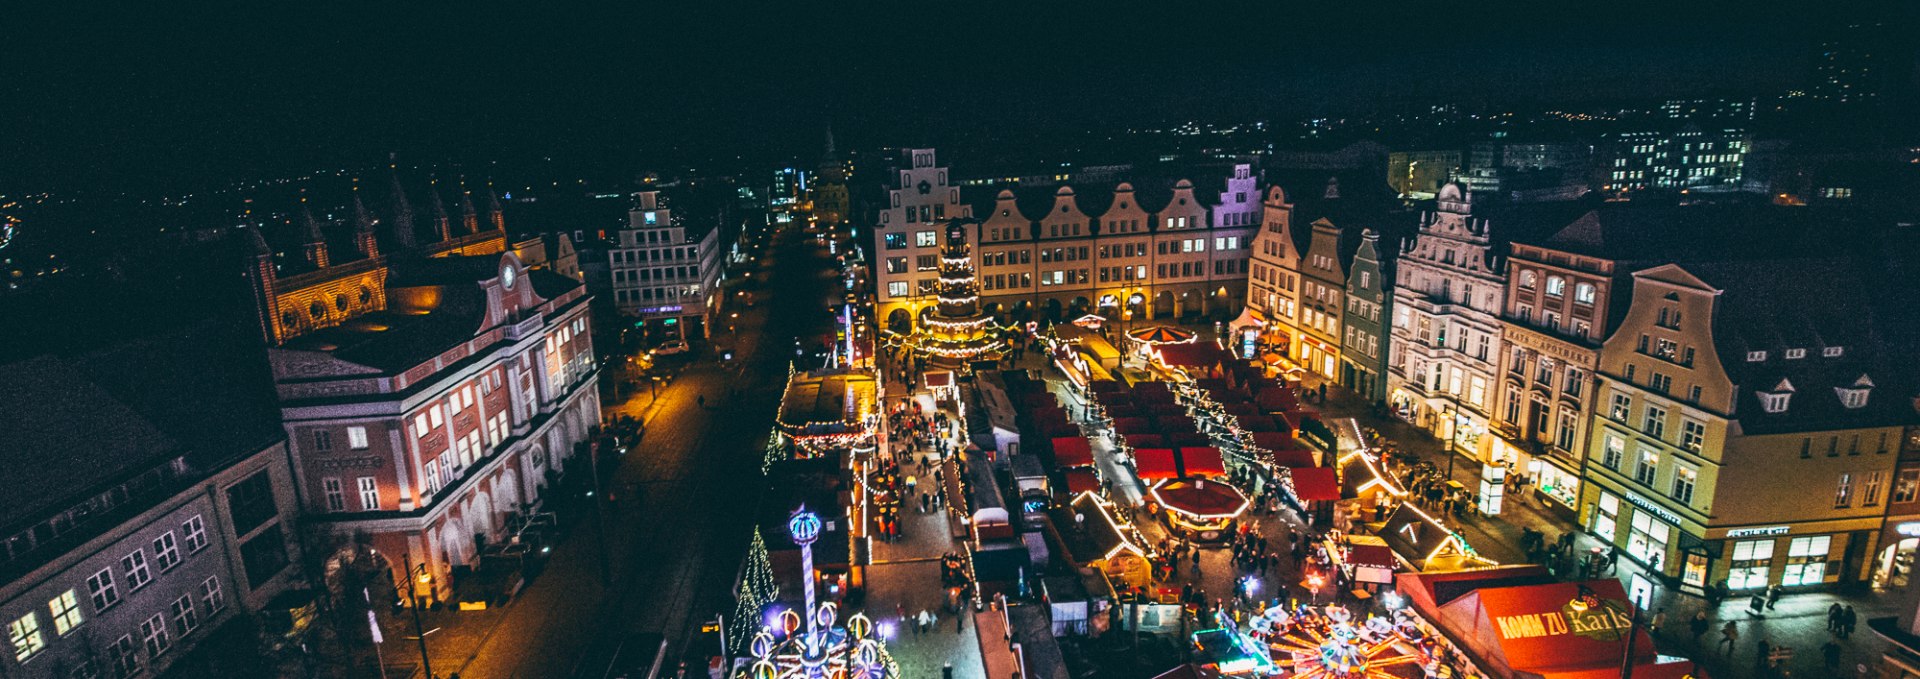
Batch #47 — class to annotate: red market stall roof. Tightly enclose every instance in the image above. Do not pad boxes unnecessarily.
[1097,392,1134,407]
[1135,390,1177,405]
[1343,535,1395,571]
[1255,388,1300,411]
[1147,403,1188,418]
[1021,391,1059,408]
[1250,431,1299,453]
[1134,448,1179,480]
[1150,479,1249,519]
[1032,406,1070,426]
[1179,447,1226,478]
[1063,468,1101,495]
[1112,417,1152,435]
[1395,567,1691,679]
[1051,437,1094,468]
[1123,433,1167,450]
[1090,380,1126,394]
[1132,381,1172,394]
[1105,405,1142,419]
[1269,449,1316,468]
[1240,415,1280,432]
[1043,422,1080,439]
[1288,467,1340,501]
[1169,431,1212,449]
[1153,415,1198,434]
[1221,402,1262,419]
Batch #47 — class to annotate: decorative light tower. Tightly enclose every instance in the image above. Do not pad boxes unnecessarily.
[908,221,1008,368]
[748,506,897,679]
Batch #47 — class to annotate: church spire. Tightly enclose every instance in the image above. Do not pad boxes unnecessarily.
[299,193,329,268]
[823,123,837,158]
[486,184,505,232]
[459,182,479,234]
[388,164,417,250]
[429,177,452,241]
[352,179,379,259]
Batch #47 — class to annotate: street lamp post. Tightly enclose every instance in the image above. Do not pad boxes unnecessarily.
[398,555,434,679]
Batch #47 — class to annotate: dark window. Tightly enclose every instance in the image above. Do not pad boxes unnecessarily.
[239,525,289,589]
[226,471,278,535]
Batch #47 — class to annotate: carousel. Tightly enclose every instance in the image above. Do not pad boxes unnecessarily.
[745,508,900,679]
[1195,603,1445,678]
[1145,477,1250,542]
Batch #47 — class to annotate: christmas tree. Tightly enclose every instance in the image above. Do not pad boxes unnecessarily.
[728,527,780,653]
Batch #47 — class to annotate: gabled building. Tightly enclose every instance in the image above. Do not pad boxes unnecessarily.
[608,189,725,339]
[1386,183,1513,457]
[242,174,600,605]
[1340,229,1393,403]
[1583,259,1909,595]
[1234,185,1301,359]
[872,149,1256,332]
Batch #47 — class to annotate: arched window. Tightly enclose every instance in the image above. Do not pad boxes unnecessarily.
[1545,276,1566,297]
[1520,271,1537,289]
[1574,283,1596,305]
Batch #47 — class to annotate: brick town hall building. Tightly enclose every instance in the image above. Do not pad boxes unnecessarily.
[242,175,601,602]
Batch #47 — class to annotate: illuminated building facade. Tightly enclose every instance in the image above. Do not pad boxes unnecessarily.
[1599,124,1749,195]
[608,189,724,339]
[1386,183,1505,458]
[244,175,601,603]
[1581,261,1904,594]
[874,152,1257,333]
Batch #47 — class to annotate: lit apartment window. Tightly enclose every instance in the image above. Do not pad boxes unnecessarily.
[348,426,369,450]
[9,612,45,662]
[358,477,380,511]
[1834,473,1854,508]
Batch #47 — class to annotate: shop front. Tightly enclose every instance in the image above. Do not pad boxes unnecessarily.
[1873,518,1920,590]
[1481,435,1581,513]
[1396,567,1699,679]
[1297,336,1339,380]
[1586,477,1880,594]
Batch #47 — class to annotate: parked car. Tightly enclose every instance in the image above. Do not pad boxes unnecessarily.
[651,340,690,356]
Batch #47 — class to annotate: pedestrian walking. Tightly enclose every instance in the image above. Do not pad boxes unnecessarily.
[1842,604,1858,638]
[915,609,928,636]
[1720,620,1739,655]
[1765,584,1782,610]
[1650,608,1666,637]
[1690,611,1709,641]
[1828,602,1844,632]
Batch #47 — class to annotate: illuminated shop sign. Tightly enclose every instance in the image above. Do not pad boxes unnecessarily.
[1726,526,1791,538]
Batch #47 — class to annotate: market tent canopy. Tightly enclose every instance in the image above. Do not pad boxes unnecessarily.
[1179,447,1226,478]
[1111,417,1152,435]
[1151,342,1234,370]
[1105,405,1142,419]
[1134,448,1179,480]
[1396,567,1690,679]
[1127,326,1196,344]
[1063,468,1101,496]
[1151,479,1249,518]
[1269,448,1316,469]
[1051,436,1094,468]
[1288,467,1340,501]
[1153,415,1198,434]
[1132,381,1172,394]
[1089,380,1127,394]
[1123,434,1167,451]
[1169,431,1211,449]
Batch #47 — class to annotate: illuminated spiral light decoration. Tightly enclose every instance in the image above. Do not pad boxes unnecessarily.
[750,507,898,679]
[1262,605,1422,679]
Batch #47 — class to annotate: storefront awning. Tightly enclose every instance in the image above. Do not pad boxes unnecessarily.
[1051,436,1094,468]
[1135,448,1179,480]
[1287,467,1340,502]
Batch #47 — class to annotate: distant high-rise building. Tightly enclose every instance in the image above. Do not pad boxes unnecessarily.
[1810,22,1895,104]
[608,190,724,338]
[1598,125,1749,195]
[770,167,804,208]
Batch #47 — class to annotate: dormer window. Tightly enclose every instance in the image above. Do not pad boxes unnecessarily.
[1758,377,1795,414]
[1785,348,1806,360]
[1746,351,1767,362]
[1837,375,1874,409]
[1823,346,1844,358]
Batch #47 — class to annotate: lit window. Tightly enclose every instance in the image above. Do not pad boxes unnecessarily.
[8,611,44,662]
[48,590,83,635]
[347,426,369,450]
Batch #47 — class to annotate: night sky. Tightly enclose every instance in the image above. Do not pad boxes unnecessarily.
[1,1,1877,195]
